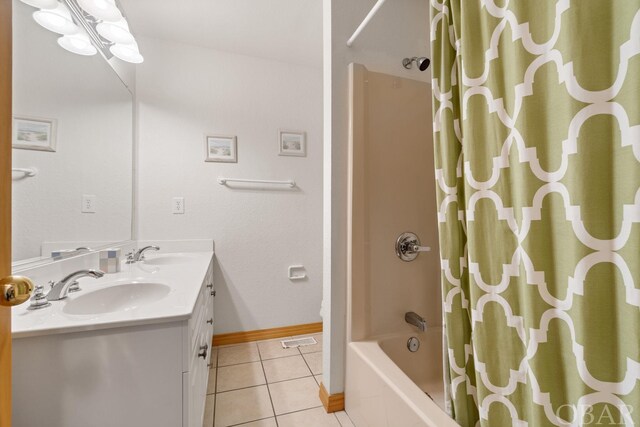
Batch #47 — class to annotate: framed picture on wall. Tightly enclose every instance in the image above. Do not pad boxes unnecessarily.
[278,130,306,157]
[205,134,237,163]
[13,116,57,152]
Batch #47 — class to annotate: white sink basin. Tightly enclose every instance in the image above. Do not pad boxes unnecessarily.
[142,254,196,265]
[63,282,171,315]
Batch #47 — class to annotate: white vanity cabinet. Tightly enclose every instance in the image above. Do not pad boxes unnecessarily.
[184,261,215,427]
[12,255,215,427]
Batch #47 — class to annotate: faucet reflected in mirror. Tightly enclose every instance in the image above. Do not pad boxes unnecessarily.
[126,246,161,264]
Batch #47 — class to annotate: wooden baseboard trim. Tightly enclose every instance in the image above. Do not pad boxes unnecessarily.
[319,382,345,413]
[212,322,322,347]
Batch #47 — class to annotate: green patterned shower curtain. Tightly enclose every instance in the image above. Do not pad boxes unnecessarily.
[430,1,640,426]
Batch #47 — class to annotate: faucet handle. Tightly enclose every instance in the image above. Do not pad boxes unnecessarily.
[67,280,81,293]
[408,242,431,253]
[125,251,136,264]
[27,284,51,310]
[395,232,430,262]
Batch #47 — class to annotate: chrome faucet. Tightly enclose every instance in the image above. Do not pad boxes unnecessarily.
[127,245,160,263]
[47,269,105,301]
[405,312,427,331]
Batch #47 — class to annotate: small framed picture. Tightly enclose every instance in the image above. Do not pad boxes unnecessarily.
[13,116,57,152]
[279,130,306,157]
[205,134,237,163]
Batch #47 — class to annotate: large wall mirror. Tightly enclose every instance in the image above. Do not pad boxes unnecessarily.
[12,0,134,267]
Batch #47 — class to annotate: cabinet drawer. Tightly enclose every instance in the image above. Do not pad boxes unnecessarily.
[183,258,215,426]
[189,285,213,349]
[188,282,214,370]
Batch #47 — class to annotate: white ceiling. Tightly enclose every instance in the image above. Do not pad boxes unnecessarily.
[119,0,323,68]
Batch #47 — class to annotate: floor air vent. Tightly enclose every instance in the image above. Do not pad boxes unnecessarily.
[280,337,317,348]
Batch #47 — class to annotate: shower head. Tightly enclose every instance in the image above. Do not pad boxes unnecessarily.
[417,57,430,71]
[402,57,430,71]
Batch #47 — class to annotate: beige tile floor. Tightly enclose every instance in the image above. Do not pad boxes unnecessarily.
[203,333,356,427]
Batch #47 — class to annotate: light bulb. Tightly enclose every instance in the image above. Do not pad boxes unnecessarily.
[58,33,97,56]
[110,42,144,64]
[19,0,58,9]
[96,18,134,44]
[77,0,121,22]
[33,3,78,35]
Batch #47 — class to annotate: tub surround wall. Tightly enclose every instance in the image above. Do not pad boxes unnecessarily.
[345,64,448,425]
[323,0,430,395]
[348,64,440,342]
[135,37,323,335]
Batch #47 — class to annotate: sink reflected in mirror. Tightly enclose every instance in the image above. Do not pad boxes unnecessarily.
[63,282,171,315]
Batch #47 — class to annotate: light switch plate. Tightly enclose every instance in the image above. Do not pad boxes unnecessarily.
[172,197,185,214]
[82,195,97,213]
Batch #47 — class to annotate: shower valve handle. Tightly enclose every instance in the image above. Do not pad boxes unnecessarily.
[396,232,430,262]
[408,243,431,253]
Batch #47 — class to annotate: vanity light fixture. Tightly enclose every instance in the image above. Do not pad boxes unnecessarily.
[19,0,143,64]
[76,0,121,21]
[110,40,143,64]
[58,32,97,56]
[32,3,79,35]
[20,0,57,8]
[96,17,134,44]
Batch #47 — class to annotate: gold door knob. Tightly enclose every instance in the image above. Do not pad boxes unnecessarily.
[0,276,34,307]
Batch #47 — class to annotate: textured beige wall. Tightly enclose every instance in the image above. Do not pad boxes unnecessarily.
[349,64,440,341]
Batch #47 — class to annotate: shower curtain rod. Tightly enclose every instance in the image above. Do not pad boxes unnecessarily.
[346,0,388,47]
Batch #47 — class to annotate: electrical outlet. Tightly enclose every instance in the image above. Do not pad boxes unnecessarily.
[172,197,185,214]
[82,195,97,213]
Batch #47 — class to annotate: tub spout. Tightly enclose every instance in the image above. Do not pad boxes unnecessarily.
[405,312,427,331]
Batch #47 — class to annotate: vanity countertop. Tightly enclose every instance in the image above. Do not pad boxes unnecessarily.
[11,251,214,339]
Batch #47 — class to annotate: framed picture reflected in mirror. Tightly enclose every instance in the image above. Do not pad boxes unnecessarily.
[13,116,57,152]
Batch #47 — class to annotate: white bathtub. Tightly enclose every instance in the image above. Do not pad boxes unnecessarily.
[345,328,458,427]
